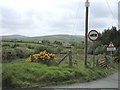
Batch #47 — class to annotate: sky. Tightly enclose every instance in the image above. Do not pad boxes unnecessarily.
[0,0,119,37]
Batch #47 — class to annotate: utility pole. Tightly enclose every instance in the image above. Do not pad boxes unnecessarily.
[84,0,90,67]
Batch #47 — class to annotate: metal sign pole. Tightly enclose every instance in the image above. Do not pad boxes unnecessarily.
[110,51,113,61]
[93,41,95,67]
[88,30,99,67]
[111,51,112,57]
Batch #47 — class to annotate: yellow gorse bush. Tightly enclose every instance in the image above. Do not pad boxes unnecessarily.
[25,50,57,63]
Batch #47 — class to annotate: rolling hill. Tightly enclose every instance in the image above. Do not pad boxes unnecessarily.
[2,34,84,43]
[1,35,28,40]
[19,34,84,43]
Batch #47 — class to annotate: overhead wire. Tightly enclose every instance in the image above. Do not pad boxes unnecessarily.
[70,0,118,47]
[70,1,81,42]
[105,0,118,25]
[68,1,81,52]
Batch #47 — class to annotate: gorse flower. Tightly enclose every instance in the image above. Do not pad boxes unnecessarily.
[25,57,32,62]
[25,50,57,64]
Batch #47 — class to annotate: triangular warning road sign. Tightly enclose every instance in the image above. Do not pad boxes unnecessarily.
[108,42,114,48]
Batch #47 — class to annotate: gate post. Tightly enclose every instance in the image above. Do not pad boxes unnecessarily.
[69,51,72,67]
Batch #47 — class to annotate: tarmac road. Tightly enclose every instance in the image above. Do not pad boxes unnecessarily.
[47,72,119,89]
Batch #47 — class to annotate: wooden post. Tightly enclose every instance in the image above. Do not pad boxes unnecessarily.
[69,51,72,67]
[93,51,95,67]
[84,0,90,67]
[96,55,100,67]
[105,56,108,68]
[96,56,98,66]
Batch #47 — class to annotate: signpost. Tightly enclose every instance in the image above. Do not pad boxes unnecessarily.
[88,30,99,66]
[107,42,116,57]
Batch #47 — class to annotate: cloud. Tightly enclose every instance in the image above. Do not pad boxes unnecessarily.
[88,1,118,32]
[1,7,36,30]
[90,2,110,18]
[0,0,118,36]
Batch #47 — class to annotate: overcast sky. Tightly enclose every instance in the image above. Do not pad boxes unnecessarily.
[0,0,119,37]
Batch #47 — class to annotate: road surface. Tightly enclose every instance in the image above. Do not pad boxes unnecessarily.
[47,72,119,89]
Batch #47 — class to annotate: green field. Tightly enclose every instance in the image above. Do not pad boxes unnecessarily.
[2,37,119,88]
[0,63,2,88]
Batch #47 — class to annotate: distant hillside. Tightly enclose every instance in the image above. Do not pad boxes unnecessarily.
[17,34,84,43]
[1,35,28,40]
[2,34,84,43]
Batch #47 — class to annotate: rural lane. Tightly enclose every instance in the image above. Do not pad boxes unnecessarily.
[47,72,119,89]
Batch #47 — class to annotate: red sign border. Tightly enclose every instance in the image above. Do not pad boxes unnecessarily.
[88,30,99,41]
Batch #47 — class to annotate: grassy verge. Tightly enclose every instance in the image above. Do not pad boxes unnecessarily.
[2,61,118,88]
[0,63,2,88]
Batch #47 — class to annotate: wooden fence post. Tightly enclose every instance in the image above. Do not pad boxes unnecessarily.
[105,56,108,68]
[69,51,72,67]
[96,57,99,67]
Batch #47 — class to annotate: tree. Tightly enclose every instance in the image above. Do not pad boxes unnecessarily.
[101,26,120,47]
[53,41,62,45]
[41,40,50,45]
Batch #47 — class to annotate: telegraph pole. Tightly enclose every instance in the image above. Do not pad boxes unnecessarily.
[84,0,90,67]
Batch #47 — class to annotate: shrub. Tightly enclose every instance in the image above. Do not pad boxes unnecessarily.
[2,71,14,88]
[25,50,57,66]
[53,41,62,45]
[2,47,16,62]
[95,45,107,55]
[35,46,55,53]
[41,40,50,45]
[15,47,34,58]
[27,45,35,49]
[113,47,120,63]
[2,44,10,47]
[54,47,63,53]
[11,44,20,48]
[46,47,55,53]
[114,47,120,57]
[34,46,47,53]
